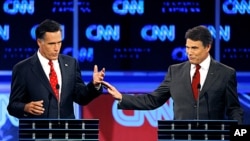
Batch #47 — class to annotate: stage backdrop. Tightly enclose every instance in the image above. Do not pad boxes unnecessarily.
[2,0,250,71]
[1,0,250,140]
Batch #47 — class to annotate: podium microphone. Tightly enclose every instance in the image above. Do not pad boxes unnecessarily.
[47,93,52,118]
[56,84,60,90]
[204,92,210,120]
[196,83,201,127]
[56,84,61,125]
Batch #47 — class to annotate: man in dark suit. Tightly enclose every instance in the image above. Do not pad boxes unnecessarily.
[102,25,244,124]
[7,19,105,119]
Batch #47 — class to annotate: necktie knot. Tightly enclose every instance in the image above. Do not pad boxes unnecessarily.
[196,64,201,71]
[48,60,53,66]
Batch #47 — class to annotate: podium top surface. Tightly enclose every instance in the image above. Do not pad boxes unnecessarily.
[19,118,99,121]
[19,119,99,125]
[158,120,238,123]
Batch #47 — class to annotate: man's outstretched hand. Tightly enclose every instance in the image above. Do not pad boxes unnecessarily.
[101,81,122,101]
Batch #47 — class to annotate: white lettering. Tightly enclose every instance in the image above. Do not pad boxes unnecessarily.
[112,97,173,127]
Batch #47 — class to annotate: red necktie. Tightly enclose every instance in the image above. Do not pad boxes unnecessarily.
[48,60,59,100]
[192,64,201,101]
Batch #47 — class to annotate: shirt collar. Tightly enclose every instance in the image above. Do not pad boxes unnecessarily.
[37,50,58,66]
[191,55,211,70]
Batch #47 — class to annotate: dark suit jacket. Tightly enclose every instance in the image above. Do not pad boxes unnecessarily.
[119,58,243,124]
[7,53,102,119]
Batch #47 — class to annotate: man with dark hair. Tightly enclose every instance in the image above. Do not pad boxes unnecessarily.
[7,19,105,119]
[102,25,244,124]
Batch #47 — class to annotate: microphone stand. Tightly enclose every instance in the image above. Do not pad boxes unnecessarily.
[196,83,201,127]
[204,92,210,120]
[47,93,52,118]
[56,84,60,125]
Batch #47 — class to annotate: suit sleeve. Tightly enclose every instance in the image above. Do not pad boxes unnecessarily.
[73,61,102,105]
[7,64,29,118]
[118,71,171,110]
[225,70,244,124]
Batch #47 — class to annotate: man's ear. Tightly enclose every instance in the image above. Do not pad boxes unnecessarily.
[37,39,42,47]
[206,44,211,52]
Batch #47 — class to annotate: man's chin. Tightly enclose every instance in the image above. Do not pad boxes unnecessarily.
[50,57,58,60]
[188,60,195,64]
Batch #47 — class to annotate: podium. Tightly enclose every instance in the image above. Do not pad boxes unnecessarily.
[19,119,99,141]
[158,120,238,141]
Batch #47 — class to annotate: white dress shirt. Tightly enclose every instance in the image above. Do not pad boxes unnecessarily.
[37,51,62,99]
[190,55,211,90]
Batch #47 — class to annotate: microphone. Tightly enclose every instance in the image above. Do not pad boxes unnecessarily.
[55,84,60,123]
[196,83,201,126]
[56,84,60,89]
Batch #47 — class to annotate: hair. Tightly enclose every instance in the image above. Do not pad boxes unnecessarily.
[35,19,62,40]
[185,25,213,47]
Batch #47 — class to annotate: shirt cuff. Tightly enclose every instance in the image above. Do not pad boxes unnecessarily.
[95,84,101,90]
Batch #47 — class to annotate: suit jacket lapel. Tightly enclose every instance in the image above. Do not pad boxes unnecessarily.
[183,62,194,98]
[30,54,54,94]
[200,58,217,97]
[184,62,193,96]
[58,55,69,101]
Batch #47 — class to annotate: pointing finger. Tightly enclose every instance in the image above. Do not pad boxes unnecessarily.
[94,65,98,73]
